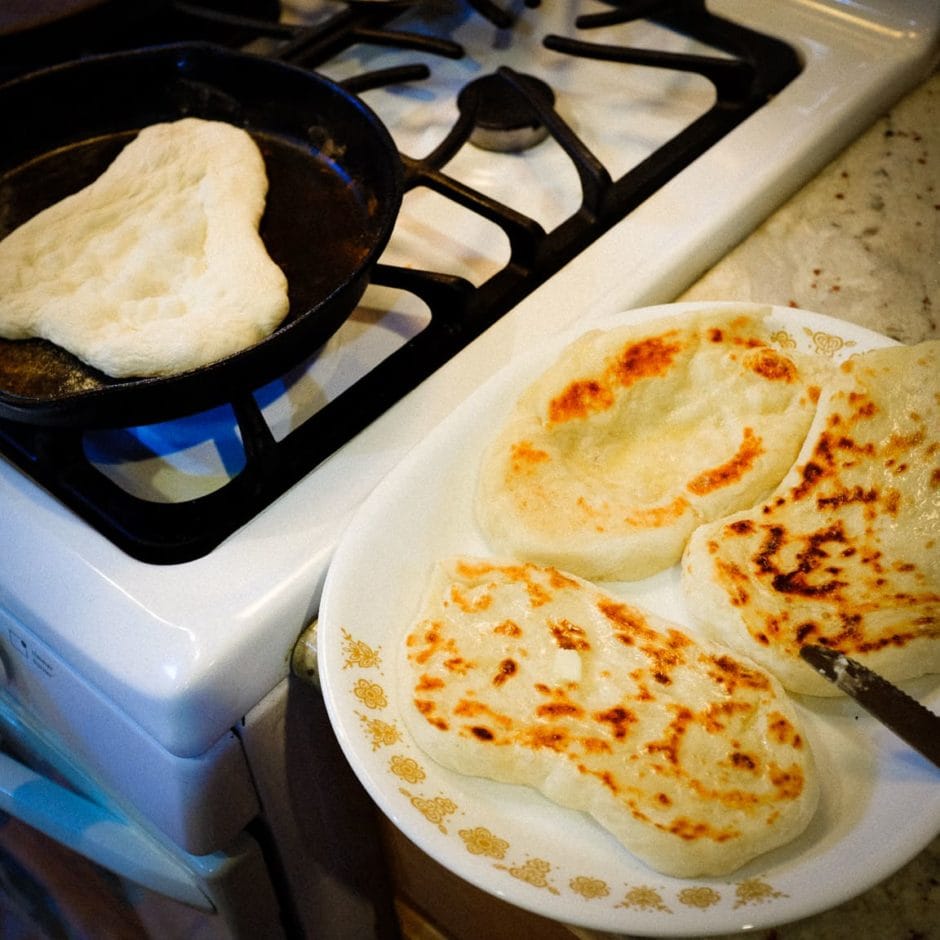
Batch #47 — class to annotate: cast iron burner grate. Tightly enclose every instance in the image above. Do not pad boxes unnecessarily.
[0,0,801,564]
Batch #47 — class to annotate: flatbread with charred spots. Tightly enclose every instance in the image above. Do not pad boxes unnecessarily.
[399,557,819,878]
[475,307,828,581]
[681,340,940,696]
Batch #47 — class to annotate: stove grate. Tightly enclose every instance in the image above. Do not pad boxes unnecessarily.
[0,0,801,563]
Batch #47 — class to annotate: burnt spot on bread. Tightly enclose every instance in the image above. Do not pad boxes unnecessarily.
[769,764,806,800]
[645,706,694,766]
[414,699,449,732]
[701,699,755,733]
[771,568,844,598]
[577,766,620,796]
[509,439,551,473]
[597,599,659,642]
[448,584,493,614]
[443,655,473,676]
[534,684,586,724]
[715,558,750,606]
[416,674,444,692]
[547,567,581,591]
[815,485,878,511]
[492,657,518,686]
[767,713,803,749]
[624,495,690,528]
[687,427,765,495]
[743,347,799,382]
[409,620,460,667]
[769,524,850,598]
[788,389,889,503]
[593,705,637,739]
[525,726,569,751]
[852,619,939,654]
[702,654,771,694]
[612,334,683,385]
[730,751,758,771]
[847,390,878,418]
[536,701,583,719]
[454,558,499,580]
[754,525,786,573]
[548,378,613,424]
[525,579,553,607]
[493,619,522,638]
[795,622,818,644]
[546,334,682,425]
[638,633,690,682]
[750,522,852,600]
[782,607,934,658]
[548,618,591,651]
[791,460,827,500]
[581,737,613,755]
[663,817,738,844]
[452,701,515,745]
[728,519,756,535]
[599,601,694,682]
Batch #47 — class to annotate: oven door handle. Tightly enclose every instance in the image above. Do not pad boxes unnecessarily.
[0,748,213,910]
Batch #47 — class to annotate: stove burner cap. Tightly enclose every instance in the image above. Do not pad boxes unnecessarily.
[457,72,555,153]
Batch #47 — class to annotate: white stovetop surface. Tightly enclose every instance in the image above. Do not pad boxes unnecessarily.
[0,0,937,759]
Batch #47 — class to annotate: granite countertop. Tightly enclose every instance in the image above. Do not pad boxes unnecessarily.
[670,70,939,940]
[680,74,938,347]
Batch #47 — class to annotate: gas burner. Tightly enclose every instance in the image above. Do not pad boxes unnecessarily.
[0,0,805,562]
[458,71,555,153]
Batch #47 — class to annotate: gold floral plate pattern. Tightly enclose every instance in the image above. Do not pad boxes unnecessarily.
[318,303,940,935]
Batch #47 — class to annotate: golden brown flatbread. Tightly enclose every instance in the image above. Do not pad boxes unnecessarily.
[476,308,827,580]
[399,557,819,877]
[682,340,940,695]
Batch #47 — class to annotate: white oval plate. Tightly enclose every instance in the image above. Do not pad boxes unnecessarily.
[317,303,940,936]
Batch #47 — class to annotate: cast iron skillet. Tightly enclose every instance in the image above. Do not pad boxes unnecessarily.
[0,42,404,428]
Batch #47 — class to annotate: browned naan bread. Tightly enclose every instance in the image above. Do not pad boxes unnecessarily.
[475,308,828,580]
[682,340,940,695]
[399,557,819,877]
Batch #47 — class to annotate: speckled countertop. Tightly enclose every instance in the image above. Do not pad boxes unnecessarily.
[679,73,939,347]
[672,70,939,940]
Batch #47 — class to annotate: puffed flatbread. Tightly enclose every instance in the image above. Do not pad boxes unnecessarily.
[475,308,828,581]
[0,118,289,378]
[682,341,940,696]
[399,557,819,878]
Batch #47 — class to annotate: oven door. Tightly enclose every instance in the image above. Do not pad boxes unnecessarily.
[0,690,284,938]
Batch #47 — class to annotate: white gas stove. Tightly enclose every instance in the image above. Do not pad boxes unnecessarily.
[0,1,937,936]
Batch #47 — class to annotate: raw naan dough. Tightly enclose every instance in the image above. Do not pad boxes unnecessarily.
[682,341,940,696]
[399,557,819,878]
[476,308,828,581]
[0,118,289,378]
